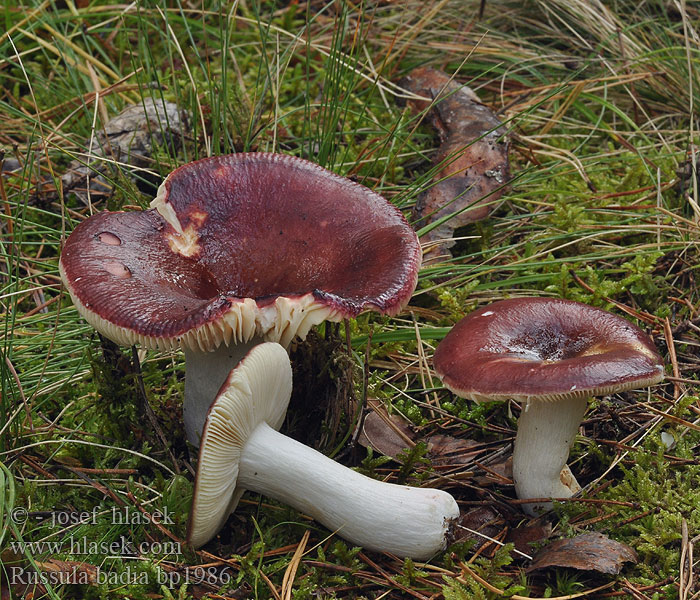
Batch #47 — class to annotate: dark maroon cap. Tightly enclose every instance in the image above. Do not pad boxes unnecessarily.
[60,153,421,351]
[433,297,664,402]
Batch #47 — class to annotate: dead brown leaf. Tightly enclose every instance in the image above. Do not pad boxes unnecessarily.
[400,67,510,263]
[527,532,638,574]
[505,522,552,557]
[358,404,485,468]
[453,506,504,549]
[473,456,512,486]
[35,558,99,584]
[426,433,483,466]
[59,98,190,204]
[357,406,415,459]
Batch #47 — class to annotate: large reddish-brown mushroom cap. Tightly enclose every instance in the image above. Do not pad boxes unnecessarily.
[59,153,421,351]
[433,297,664,402]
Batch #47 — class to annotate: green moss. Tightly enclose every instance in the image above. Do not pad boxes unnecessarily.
[555,426,700,599]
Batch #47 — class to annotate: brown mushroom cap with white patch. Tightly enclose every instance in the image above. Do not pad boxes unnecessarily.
[60,153,421,352]
[433,297,665,514]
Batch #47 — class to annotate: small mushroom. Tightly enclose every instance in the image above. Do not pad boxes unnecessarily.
[59,153,421,445]
[189,342,460,558]
[433,297,665,515]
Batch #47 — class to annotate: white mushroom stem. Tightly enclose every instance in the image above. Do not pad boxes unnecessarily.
[189,342,459,557]
[512,396,588,516]
[237,421,459,560]
[184,338,262,445]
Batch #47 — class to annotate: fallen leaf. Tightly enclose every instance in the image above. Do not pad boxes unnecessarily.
[527,532,638,574]
[426,433,484,466]
[505,522,552,557]
[400,67,510,262]
[1,566,46,599]
[472,456,512,486]
[358,404,486,469]
[357,402,416,459]
[35,559,98,584]
[453,506,504,550]
[0,548,30,599]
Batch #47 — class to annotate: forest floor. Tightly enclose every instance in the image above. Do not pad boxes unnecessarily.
[1,1,699,598]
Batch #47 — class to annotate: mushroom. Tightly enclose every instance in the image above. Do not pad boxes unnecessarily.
[432,297,665,515]
[59,153,421,445]
[189,342,460,558]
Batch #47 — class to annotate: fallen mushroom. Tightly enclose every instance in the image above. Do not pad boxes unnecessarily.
[400,67,510,263]
[189,342,460,558]
[60,153,421,445]
[433,297,664,515]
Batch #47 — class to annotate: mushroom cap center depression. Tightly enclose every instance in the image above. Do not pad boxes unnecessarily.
[433,297,664,402]
[59,154,420,341]
[497,327,597,363]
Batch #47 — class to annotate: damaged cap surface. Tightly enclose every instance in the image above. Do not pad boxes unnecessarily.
[60,153,421,351]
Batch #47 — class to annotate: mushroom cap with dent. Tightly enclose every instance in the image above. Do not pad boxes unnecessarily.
[59,153,421,352]
[186,342,292,547]
[433,297,665,403]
